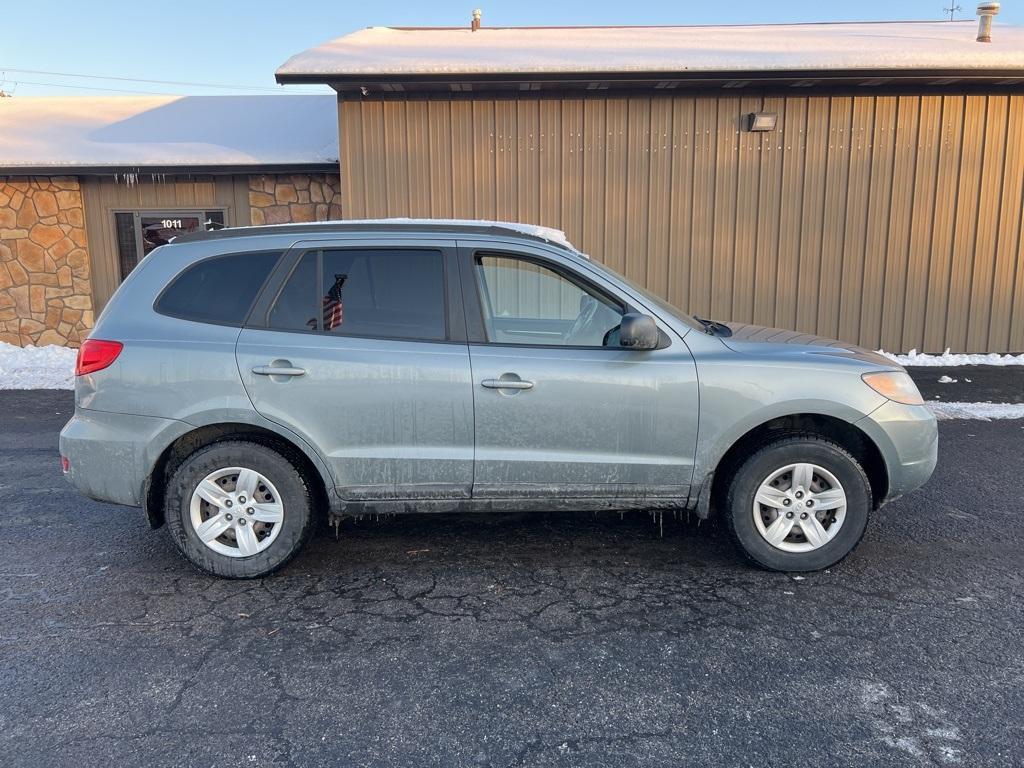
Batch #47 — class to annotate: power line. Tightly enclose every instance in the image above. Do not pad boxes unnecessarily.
[0,79,178,96]
[0,66,323,93]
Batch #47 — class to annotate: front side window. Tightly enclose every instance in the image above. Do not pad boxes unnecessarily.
[266,248,447,341]
[155,251,279,325]
[475,255,624,347]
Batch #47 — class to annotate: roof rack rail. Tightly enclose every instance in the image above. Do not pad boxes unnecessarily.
[172,218,577,250]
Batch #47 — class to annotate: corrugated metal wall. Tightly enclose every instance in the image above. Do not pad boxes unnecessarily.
[339,92,1024,353]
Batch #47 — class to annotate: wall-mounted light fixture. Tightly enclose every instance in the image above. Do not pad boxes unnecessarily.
[746,112,778,132]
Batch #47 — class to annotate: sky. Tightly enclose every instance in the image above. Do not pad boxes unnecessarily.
[2,0,1022,97]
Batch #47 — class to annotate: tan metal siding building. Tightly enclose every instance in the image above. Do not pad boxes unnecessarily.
[279,19,1024,353]
[336,91,1024,353]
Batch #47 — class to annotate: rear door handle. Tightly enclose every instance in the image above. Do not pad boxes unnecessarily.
[481,378,533,390]
[252,365,306,377]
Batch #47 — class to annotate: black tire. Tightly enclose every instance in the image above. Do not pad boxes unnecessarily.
[165,440,314,578]
[725,435,871,572]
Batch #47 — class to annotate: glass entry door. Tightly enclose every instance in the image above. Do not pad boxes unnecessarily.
[114,210,225,281]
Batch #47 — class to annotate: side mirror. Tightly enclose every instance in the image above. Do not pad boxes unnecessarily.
[618,313,660,350]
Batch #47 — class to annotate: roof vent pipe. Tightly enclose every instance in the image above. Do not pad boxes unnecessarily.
[976,2,999,42]
[471,9,482,31]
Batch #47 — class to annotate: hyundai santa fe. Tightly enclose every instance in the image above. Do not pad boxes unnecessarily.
[60,220,937,578]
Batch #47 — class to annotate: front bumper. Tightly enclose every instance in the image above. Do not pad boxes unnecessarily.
[59,408,190,507]
[856,400,939,501]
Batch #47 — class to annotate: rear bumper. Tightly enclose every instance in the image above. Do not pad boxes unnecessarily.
[856,400,938,501]
[59,408,190,507]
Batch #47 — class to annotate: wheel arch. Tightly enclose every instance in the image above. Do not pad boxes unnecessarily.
[143,422,331,529]
[705,412,889,518]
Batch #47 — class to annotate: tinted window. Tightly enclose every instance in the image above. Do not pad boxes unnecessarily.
[475,255,623,347]
[268,251,317,331]
[266,249,446,340]
[320,249,446,340]
[156,251,279,325]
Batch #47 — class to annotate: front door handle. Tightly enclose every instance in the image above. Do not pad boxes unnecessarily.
[252,365,306,377]
[481,378,533,390]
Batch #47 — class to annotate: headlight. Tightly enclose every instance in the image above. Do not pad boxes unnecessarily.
[862,371,924,406]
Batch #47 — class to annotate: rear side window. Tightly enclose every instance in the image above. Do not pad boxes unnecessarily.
[156,251,280,325]
[266,248,447,341]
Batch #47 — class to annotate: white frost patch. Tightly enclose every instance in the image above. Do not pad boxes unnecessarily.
[879,348,1024,366]
[928,402,1024,421]
[937,375,957,384]
[0,342,76,390]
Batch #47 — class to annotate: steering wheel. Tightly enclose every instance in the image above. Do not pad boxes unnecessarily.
[563,294,601,345]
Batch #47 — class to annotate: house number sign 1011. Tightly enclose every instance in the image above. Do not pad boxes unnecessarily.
[161,219,183,229]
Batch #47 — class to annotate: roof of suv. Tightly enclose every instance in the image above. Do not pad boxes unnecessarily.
[173,218,579,252]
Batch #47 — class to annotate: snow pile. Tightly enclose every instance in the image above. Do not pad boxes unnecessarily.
[0,342,76,390]
[929,402,1024,421]
[878,348,1024,366]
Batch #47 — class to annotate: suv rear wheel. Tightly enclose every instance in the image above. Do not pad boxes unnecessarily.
[725,436,871,572]
[165,440,314,578]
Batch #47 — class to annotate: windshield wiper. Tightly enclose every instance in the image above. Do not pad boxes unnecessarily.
[693,315,733,337]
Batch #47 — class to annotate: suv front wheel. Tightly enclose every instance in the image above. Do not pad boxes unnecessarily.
[725,436,872,572]
[165,440,314,578]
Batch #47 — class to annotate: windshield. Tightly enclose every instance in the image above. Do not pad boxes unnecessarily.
[579,255,704,331]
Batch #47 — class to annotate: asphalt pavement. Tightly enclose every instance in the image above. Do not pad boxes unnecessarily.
[907,365,1024,404]
[2,390,1023,767]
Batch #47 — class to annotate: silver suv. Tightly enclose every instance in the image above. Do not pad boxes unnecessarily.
[60,220,937,578]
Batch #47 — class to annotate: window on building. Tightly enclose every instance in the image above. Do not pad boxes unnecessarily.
[114,210,226,281]
[155,251,280,326]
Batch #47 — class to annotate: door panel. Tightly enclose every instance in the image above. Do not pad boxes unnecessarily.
[469,344,698,498]
[236,238,473,502]
[462,244,699,501]
[237,330,474,500]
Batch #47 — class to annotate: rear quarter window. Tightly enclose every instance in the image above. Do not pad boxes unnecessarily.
[155,251,280,325]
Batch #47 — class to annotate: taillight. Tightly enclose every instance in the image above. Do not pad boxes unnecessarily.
[75,339,123,376]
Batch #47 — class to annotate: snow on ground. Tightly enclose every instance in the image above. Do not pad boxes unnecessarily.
[1,343,1022,422]
[929,402,1024,421]
[879,349,1024,366]
[0,342,76,390]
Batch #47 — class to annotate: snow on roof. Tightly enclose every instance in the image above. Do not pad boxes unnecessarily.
[277,21,1024,79]
[0,95,339,171]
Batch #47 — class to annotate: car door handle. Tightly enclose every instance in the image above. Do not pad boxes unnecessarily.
[481,378,533,390]
[252,365,306,377]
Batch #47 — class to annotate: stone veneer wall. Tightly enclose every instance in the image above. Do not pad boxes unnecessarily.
[0,177,93,347]
[0,173,343,347]
[248,173,343,225]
